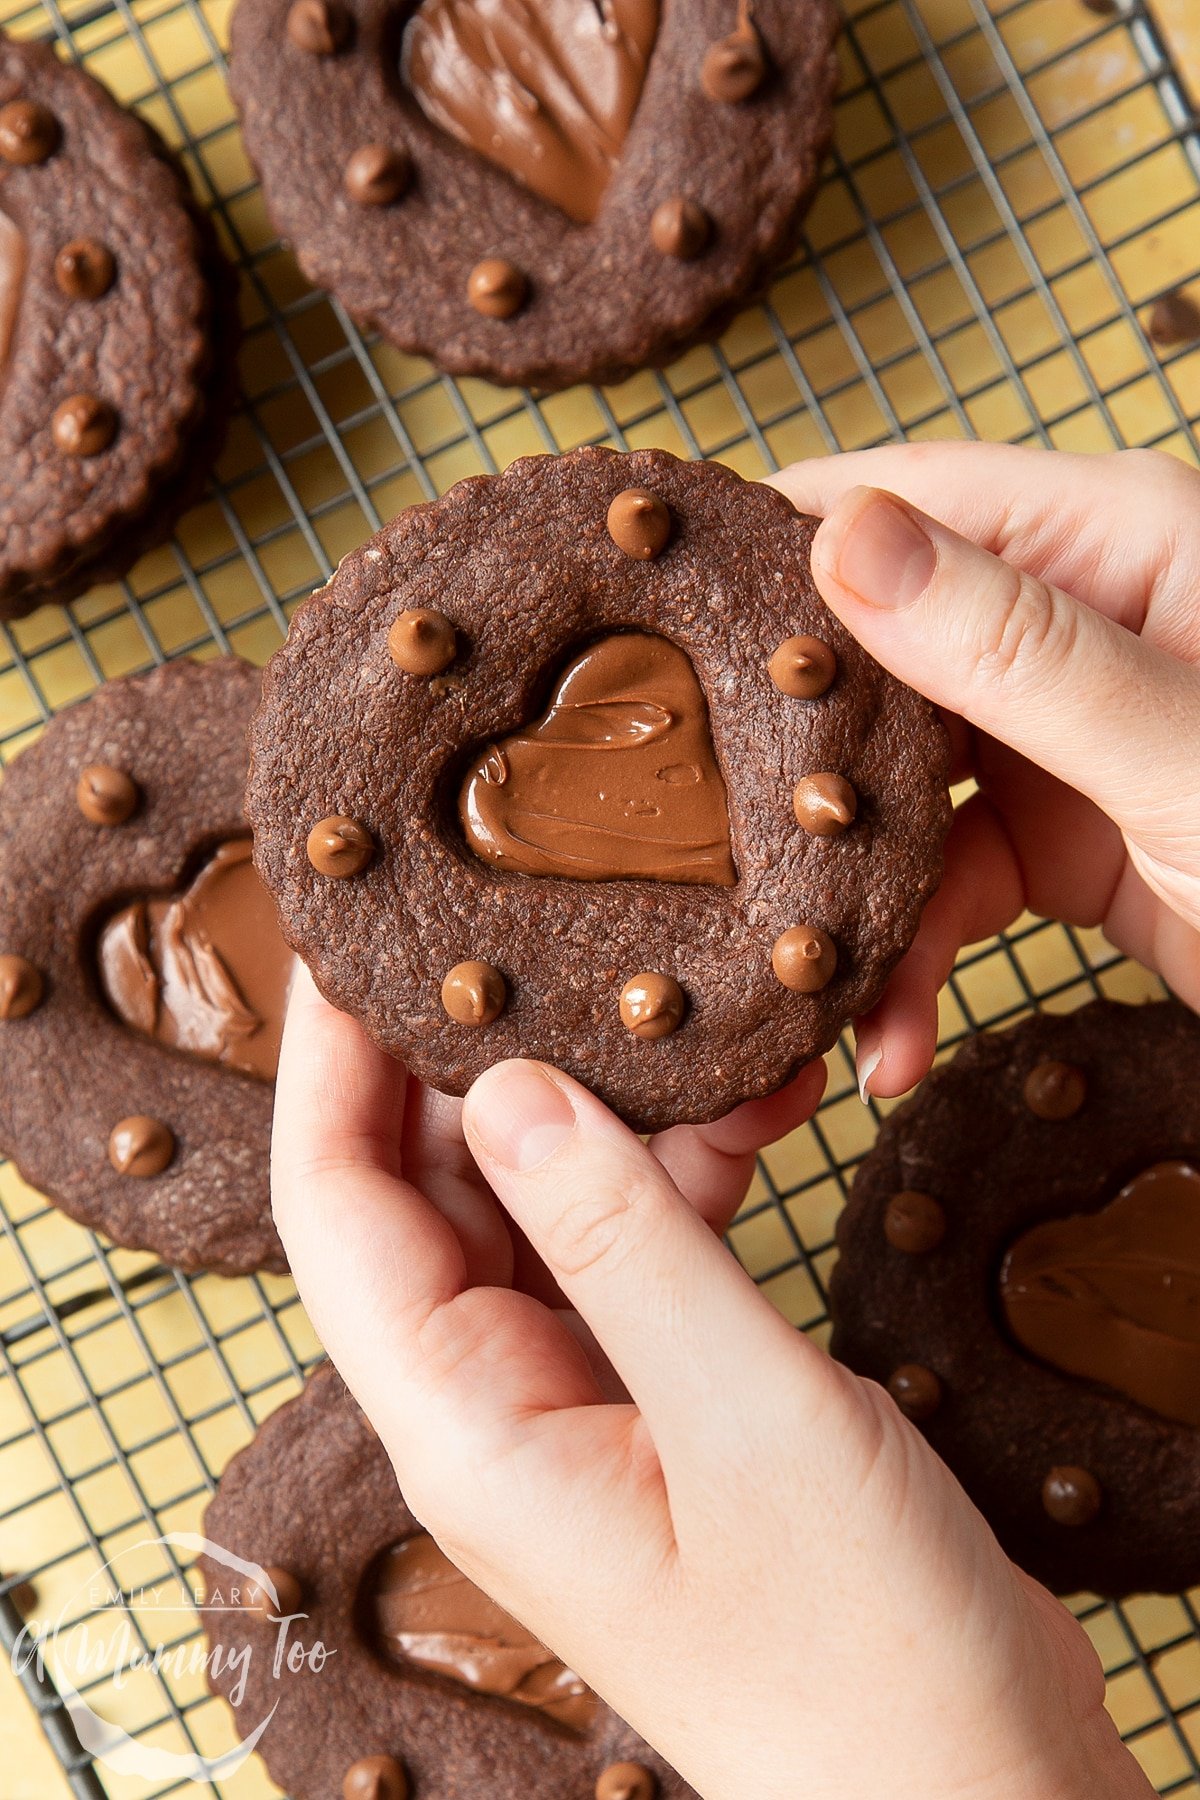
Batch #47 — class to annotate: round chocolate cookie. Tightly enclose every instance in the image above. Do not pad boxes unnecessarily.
[247,447,951,1133]
[830,999,1200,1598]
[228,0,839,390]
[200,1358,693,1799]
[0,32,239,619]
[0,659,292,1275]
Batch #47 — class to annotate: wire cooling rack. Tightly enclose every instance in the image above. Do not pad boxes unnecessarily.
[0,0,1198,1794]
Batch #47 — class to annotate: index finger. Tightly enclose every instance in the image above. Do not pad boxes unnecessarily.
[768,442,1182,633]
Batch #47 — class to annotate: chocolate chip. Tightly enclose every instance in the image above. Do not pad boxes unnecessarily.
[0,955,44,1020]
[287,0,352,54]
[76,763,139,827]
[52,394,116,458]
[54,238,116,301]
[108,1115,175,1178]
[441,961,506,1027]
[619,972,685,1040]
[1023,1060,1086,1121]
[792,772,856,837]
[7,1577,37,1617]
[241,1566,303,1619]
[770,925,836,993]
[883,1190,946,1254]
[307,816,375,878]
[345,143,412,207]
[1147,289,1200,348]
[888,1364,943,1422]
[342,1755,408,1800]
[768,635,836,699]
[1042,1466,1101,1527]
[650,195,712,260]
[596,1765,657,1800]
[606,489,671,559]
[387,608,456,676]
[701,6,768,104]
[467,258,527,319]
[0,98,58,165]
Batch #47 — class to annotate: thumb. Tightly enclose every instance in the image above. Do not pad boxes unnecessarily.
[810,486,1200,850]
[462,1059,832,1472]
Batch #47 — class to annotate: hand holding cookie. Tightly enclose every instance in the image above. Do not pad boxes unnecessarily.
[271,971,1152,1800]
[771,443,1200,1101]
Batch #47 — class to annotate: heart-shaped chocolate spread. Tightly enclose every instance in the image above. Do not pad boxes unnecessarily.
[370,1534,597,1732]
[1000,1160,1200,1427]
[0,209,25,372]
[458,632,736,885]
[97,839,293,1082]
[402,0,659,224]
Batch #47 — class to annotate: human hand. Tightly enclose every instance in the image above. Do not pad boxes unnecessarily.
[770,443,1200,1101]
[273,973,1152,1800]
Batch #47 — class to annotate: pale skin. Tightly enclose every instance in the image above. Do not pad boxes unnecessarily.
[273,445,1200,1799]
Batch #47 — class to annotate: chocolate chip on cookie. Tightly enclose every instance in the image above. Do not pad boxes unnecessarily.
[228,0,839,389]
[701,0,768,104]
[248,447,950,1133]
[0,659,293,1275]
[0,32,239,619]
[831,998,1200,1597]
[200,1360,692,1798]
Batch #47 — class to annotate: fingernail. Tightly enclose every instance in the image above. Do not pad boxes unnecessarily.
[468,1062,576,1171]
[857,1042,882,1105]
[818,490,936,610]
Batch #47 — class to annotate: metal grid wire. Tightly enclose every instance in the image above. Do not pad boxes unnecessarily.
[0,0,1198,1793]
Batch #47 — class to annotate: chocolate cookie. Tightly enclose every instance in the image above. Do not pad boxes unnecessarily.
[228,0,839,389]
[830,999,1200,1598]
[200,1358,694,1799]
[0,659,292,1276]
[0,33,238,620]
[247,447,951,1133]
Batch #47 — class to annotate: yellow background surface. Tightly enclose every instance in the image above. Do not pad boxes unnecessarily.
[1,0,1199,1794]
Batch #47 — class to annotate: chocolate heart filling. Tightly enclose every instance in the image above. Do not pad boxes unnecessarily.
[96,839,293,1082]
[369,1534,597,1733]
[459,631,736,885]
[0,208,26,373]
[402,0,659,224]
[999,1160,1200,1427]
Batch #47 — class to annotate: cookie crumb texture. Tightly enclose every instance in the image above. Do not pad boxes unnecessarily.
[830,999,1200,1598]
[248,448,951,1133]
[229,0,839,389]
[0,659,286,1276]
[0,33,237,619]
[200,1360,693,1799]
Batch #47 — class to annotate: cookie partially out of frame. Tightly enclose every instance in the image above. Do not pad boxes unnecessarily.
[200,1358,694,1800]
[0,659,292,1276]
[830,999,1200,1598]
[0,33,238,619]
[247,447,951,1133]
[228,0,839,390]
